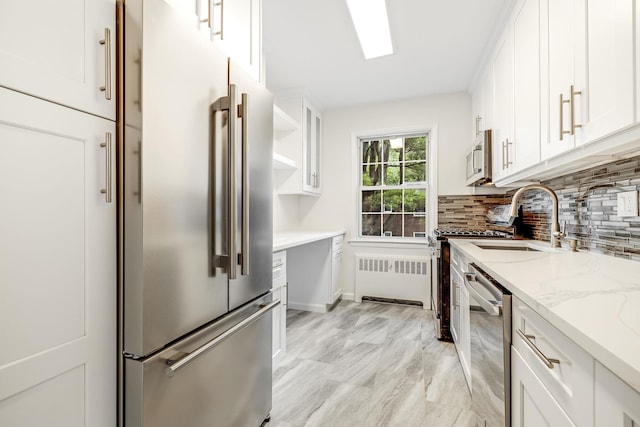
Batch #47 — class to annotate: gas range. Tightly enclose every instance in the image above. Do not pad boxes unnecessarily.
[433,228,513,239]
[429,227,512,342]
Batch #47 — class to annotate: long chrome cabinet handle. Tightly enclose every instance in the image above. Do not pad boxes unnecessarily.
[165,300,280,376]
[99,28,112,100]
[100,132,112,203]
[516,329,560,369]
[505,139,512,168]
[211,0,224,39]
[240,93,249,276]
[559,93,571,141]
[570,85,582,135]
[212,85,238,278]
[133,141,142,203]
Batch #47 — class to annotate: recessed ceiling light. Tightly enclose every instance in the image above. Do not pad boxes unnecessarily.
[346,0,394,60]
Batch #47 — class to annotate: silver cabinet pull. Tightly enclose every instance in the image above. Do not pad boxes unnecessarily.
[516,329,560,369]
[240,93,249,276]
[475,115,481,137]
[165,300,280,376]
[99,28,112,100]
[211,0,224,39]
[505,139,513,168]
[133,141,142,203]
[570,85,582,135]
[559,92,571,141]
[100,133,113,203]
[212,85,238,278]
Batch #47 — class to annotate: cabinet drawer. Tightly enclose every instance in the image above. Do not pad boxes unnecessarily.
[272,251,287,280]
[512,297,594,426]
[332,234,344,251]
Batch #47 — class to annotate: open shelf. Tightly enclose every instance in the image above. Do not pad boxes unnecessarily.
[273,105,299,134]
[273,152,297,170]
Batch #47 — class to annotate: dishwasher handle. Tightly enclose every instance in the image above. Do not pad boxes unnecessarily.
[463,272,501,316]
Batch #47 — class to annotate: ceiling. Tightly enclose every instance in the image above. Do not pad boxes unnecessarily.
[263,0,509,109]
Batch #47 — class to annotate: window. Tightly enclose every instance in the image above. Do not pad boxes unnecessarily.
[359,133,428,238]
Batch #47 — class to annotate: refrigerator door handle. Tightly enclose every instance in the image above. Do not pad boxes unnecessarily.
[212,84,238,278]
[240,92,249,275]
[165,299,280,376]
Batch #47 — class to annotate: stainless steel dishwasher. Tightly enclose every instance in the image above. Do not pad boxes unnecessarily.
[463,263,512,427]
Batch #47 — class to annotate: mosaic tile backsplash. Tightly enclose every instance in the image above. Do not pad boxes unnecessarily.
[438,155,640,261]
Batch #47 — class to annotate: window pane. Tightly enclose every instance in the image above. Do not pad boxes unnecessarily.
[362,140,382,164]
[382,189,403,213]
[404,189,426,213]
[382,214,402,237]
[362,163,382,186]
[361,214,381,236]
[361,190,382,212]
[405,161,426,183]
[362,140,383,186]
[386,139,403,162]
[405,136,426,161]
[403,214,426,237]
[383,164,402,185]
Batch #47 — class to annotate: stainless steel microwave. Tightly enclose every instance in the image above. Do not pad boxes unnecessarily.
[466,129,492,186]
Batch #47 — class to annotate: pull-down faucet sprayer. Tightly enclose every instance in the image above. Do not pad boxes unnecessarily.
[508,184,566,247]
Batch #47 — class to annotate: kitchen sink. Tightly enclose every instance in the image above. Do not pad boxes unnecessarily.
[472,243,541,252]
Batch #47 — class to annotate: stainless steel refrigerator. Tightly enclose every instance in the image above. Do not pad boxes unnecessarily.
[118,0,275,425]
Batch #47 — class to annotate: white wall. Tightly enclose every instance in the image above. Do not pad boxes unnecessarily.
[293,92,473,298]
[272,185,300,232]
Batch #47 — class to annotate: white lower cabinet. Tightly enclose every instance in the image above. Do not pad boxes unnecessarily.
[511,347,575,427]
[330,235,344,304]
[0,88,116,426]
[272,251,287,369]
[595,362,640,426]
[511,296,594,426]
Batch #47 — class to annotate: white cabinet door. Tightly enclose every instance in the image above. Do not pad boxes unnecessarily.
[542,0,585,160]
[0,0,116,120]
[595,362,640,426]
[0,89,116,426]
[512,0,541,172]
[331,249,343,304]
[207,0,261,81]
[471,84,483,140]
[580,0,634,145]
[492,28,514,180]
[511,348,575,427]
[481,68,494,131]
[302,99,322,194]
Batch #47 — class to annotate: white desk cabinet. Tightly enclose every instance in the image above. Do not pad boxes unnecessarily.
[272,251,287,368]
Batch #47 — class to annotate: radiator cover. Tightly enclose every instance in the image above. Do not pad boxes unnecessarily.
[354,254,430,308]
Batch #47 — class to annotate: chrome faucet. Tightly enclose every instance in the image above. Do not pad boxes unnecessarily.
[509,184,566,247]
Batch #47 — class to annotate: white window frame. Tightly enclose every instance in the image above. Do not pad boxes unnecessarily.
[352,126,437,242]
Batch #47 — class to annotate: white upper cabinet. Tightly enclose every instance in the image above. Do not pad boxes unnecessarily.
[198,0,262,81]
[491,28,514,181]
[581,0,635,144]
[0,0,116,120]
[511,0,541,172]
[274,95,322,196]
[541,0,585,160]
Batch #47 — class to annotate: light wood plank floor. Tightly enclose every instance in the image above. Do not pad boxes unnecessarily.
[269,300,485,427]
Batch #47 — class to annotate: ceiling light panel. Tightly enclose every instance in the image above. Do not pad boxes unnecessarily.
[346,0,393,59]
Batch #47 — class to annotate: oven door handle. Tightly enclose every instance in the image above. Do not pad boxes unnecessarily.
[463,273,501,316]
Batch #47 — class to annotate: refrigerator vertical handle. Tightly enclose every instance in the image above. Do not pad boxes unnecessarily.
[240,92,249,275]
[212,84,238,279]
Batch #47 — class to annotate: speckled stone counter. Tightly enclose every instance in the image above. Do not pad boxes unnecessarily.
[449,239,640,394]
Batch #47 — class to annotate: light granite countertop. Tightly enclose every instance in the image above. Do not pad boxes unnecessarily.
[273,230,345,252]
[449,238,640,394]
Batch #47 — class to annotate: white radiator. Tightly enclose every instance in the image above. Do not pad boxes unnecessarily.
[354,253,430,308]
